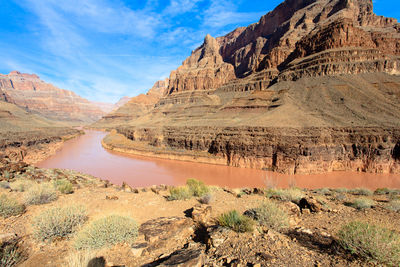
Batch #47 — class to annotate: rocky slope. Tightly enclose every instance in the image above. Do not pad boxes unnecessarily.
[92,78,169,129]
[0,100,82,163]
[102,0,400,174]
[0,71,107,123]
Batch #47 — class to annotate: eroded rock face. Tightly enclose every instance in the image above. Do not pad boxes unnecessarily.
[167,35,236,94]
[102,0,400,174]
[0,71,105,123]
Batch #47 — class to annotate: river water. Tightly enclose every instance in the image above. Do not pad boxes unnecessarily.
[36,130,400,189]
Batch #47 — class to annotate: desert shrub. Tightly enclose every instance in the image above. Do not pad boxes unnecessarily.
[24,183,58,205]
[198,193,213,204]
[0,239,23,267]
[334,193,347,202]
[186,178,209,197]
[332,188,349,194]
[0,194,25,218]
[266,188,304,203]
[338,221,400,266]
[217,210,255,233]
[3,171,11,180]
[74,215,138,250]
[346,198,375,210]
[10,179,35,192]
[386,200,400,213]
[374,188,391,195]
[349,188,373,196]
[167,186,191,201]
[251,201,289,231]
[314,188,332,196]
[53,179,74,194]
[33,205,87,242]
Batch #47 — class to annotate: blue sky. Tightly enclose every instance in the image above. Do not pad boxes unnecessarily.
[0,0,398,103]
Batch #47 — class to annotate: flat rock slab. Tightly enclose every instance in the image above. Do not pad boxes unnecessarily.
[138,217,194,257]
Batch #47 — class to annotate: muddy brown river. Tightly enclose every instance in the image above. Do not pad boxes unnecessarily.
[36,130,400,189]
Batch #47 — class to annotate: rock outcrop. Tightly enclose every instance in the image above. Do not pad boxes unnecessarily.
[0,71,107,123]
[101,0,400,174]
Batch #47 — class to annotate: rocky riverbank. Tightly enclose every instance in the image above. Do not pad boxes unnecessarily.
[0,157,399,266]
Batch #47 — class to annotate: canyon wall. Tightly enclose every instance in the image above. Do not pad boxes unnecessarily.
[0,71,107,123]
[102,0,400,174]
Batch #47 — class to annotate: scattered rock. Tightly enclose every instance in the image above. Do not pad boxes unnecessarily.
[139,217,194,257]
[121,182,133,193]
[299,197,322,213]
[105,195,119,200]
[190,205,212,225]
[159,248,205,267]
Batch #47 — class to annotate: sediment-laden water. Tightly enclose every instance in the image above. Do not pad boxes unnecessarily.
[36,130,400,189]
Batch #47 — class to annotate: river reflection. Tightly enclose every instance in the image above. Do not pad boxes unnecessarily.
[36,131,400,189]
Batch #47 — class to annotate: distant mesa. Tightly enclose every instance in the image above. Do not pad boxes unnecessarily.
[0,71,110,123]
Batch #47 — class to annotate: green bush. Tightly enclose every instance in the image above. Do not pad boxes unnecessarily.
[74,215,138,250]
[10,179,35,192]
[266,188,304,203]
[349,188,373,196]
[252,201,289,231]
[0,194,25,218]
[33,205,87,242]
[338,221,400,266]
[24,183,58,205]
[386,200,400,213]
[186,178,209,197]
[167,186,191,201]
[347,198,375,210]
[217,210,255,233]
[53,179,74,194]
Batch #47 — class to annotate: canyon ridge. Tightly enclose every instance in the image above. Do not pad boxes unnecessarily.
[94,0,400,175]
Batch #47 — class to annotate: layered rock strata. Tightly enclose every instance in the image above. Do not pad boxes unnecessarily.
[0,71,106,123]
[102,0,400,174]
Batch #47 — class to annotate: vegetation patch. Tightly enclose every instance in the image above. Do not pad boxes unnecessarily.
[186,178,209,197]
[10,179,35,192]
[348,188,373,196]
[0,194,25,218]
[167,186,192,201]
[386,200,400,213]
[53,179,74,194]
[33,205,88,242]
[24,183,58,205]
[217,210,255,233]
[199,193,213,204]
[346,198,375,210]
[338,221,400,266]
[250,200,289,231]
[74,215,138,250]
[266,188,304,203]
[0,238,23,267]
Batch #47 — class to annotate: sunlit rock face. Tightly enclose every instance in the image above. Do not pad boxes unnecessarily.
[100,0,400,174]
[0,71,105,123]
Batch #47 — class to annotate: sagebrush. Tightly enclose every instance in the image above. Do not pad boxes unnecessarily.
[33,205,88,241]
[252,200,289,231]
[338,221,400,266]
[24,183,58,205]
[0,194,25,218]
[74,215,138,249]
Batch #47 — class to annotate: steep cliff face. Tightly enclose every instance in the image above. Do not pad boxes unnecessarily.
[103,0,400,174]
[0,71,107,123]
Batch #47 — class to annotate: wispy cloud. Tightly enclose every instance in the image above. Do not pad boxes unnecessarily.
[0,0,283,103]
